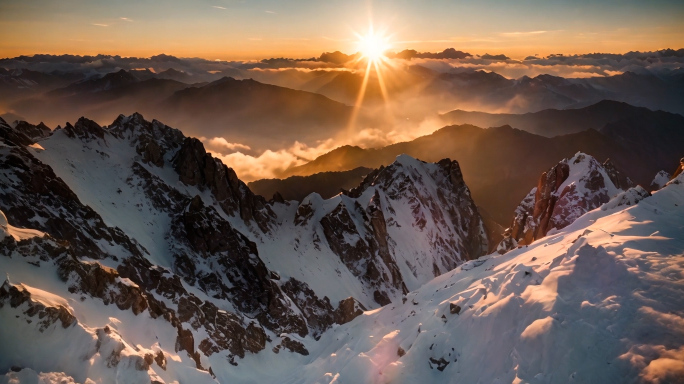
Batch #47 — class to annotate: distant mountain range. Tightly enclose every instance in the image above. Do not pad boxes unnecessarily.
[248,167,373,202]
[441,100,683,137]
[273,101,684,225]
[7,72,354,151]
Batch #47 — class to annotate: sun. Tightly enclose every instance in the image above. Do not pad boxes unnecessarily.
[356,28,390,62]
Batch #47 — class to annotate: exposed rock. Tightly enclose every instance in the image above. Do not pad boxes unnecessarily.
[602,159,634,191]
[271,192,285,204]
[320,199,401,305]
[154,351,167,370]
[0,144,145,259]
[175,327,203,369]
[0,281,76,331]
[60,117,106,141]
[13,121,51,141]
[449,303,461,315]
[0,118,34,146]
[428,357,449,371]
[601,186,651,211]
[334,297,366,325]
[57,254,148,315]
[501,152,627,250]
[170,194,308,337]
[172,137,275,232]
[280,336,309,356]
[650,170,671,191]
[282,278,335,339]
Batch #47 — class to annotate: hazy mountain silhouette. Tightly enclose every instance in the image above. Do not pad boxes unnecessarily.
[9,72,355,150]
[248,167,373,202]
[156,77,353,150]
[441,100,683,137]
[11,72,193,127]
[427,71,684,115]
[279,115,683,224]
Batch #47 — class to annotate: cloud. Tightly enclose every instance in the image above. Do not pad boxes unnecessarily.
[92,23,109,27]
[205,139,336,181]
[500,30,547,37]
[212,6,227,10]
[202,137,252,152]
[120,17,133,22]
[265,10,276,14]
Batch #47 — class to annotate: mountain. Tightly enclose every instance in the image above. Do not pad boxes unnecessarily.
[9,73,354,151]
[441,100,684,137]
[497,152,637,251]
[248,167,373,202]
[427,71,684,115]
[156,77,354,150]
[242,172,683,383]
[2,117,683,382]
[156,68,195,83]
[48,69,141,96]
[10,71,193,127]
[0,68,83,111]
[0,113,493,381]
[281,115,683,225]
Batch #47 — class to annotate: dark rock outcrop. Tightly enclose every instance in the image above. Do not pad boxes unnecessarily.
[0,117,35,146]
[13,121,51,141]
[0,144,145,260]
[602,158,634,191]
[170,195,308,337]
[500,153,629,251]
[0,281,76,331]
[280,336,309,356]
[172,137,275,232]
[334,297,366,325]
[60,117,107,141]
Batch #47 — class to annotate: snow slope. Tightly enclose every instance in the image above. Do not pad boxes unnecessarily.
[30,115,487,309]
[215,171,684,383]
[2,114,683,383]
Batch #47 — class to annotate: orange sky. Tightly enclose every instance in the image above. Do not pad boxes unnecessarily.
[1,0,683,60]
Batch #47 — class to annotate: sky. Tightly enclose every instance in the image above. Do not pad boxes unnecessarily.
[1,0,683,60]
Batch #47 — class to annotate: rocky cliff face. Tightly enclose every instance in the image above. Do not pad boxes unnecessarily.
[0,113,492,381]
[499,152,629,252]
[290,155,489,306]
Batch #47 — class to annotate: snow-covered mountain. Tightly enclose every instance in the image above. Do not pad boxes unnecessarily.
[498,152,635,252]
[2,113,683,382]
[0,113,492,382]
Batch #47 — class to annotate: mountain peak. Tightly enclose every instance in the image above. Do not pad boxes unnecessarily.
[499,151,629,252]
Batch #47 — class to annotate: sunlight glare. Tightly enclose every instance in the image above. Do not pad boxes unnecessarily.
[356,27,390,62]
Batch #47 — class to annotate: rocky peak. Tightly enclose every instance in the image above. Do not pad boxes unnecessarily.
[109,113,184,167]
[13,121,51,141]
[602,158,634,190]
[650,170,671,191]
[500,152,628,251]
[172,137,275,232]
[297,155,488,306]
[60,117,107,141]
[0,117,34,147]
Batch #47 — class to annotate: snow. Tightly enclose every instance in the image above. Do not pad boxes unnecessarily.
[15,283,72,311]
[650,170,670,190]
[4,116,683,383]
[0,368,77,384]
[0,210,45,242]
[2,174,682,382]
[210,168,684,383]
[32,128,176,269]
